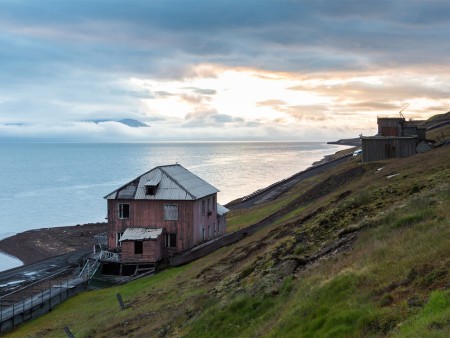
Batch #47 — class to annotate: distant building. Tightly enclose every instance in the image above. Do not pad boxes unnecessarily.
[361,117,428,163]
[103,164,229,265]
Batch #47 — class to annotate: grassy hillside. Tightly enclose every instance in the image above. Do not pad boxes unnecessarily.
[9,146,450,337]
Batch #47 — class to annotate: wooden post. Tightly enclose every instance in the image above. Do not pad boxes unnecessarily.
[116,293,125,310]
[64,326,75,338]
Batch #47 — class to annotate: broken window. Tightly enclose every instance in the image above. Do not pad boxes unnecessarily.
[165,233,177,248]
[116,232,124,247]
[164,204,178,221]
[118,204,130,219]
[134,241,143,254]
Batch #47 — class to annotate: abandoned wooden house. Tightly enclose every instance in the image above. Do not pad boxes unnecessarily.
[361,117,430,163]
[101,164,229,273]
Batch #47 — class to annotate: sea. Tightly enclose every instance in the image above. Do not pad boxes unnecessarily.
[0,142,349,272]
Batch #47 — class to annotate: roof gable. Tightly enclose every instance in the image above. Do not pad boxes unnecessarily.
[105,164,219,201]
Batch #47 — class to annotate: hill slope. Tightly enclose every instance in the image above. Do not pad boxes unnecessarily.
[9,146,450,337]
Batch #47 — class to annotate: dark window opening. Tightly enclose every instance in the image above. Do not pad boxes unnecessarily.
[165,233,177,248]
[134,241,143,254]
[118,204,130,218]
[146,185,157,195]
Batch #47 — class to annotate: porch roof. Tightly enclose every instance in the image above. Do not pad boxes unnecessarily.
[217,203,230,216]
[119,227,163,241]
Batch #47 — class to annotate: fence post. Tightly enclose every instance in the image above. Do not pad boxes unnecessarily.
[64,326,75,338]
[116,293,126,310]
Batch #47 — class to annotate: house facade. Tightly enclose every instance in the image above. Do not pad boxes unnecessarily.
[104,164,229,263]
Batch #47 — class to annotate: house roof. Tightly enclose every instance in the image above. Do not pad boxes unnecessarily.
[119,227,163,241]
[104,164,219,201]
[217,203,230,216]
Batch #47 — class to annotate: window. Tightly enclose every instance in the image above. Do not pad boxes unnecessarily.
[145,186,157,195]
[116,232,124,247]
[213,196,216,210]
[208,225,211,239]
[201,200,205,215]
[202,228,206,241]
[207,198,210,211]
[134,241,143,254]
[118,204,130,219]
[164,204,178,221]
[165,233,177,248]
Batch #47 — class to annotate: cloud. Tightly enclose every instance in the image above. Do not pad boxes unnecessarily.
[183,109,246,128]
[256,99,287,107]
[0,1,450,141]
[282,105,330,122]
[183,87,217,95]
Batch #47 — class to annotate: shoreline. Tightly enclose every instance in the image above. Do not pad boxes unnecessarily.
[0,222,107,266]
[0,144,354,269]
[327,137,361,147]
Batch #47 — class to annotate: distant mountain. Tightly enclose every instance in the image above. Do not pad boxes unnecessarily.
[118,119,149,127]
[87,118,150,127]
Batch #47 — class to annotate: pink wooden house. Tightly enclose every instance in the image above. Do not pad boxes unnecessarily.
[104,164,228,264]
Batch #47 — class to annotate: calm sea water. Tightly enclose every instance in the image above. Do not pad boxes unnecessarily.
[0,142,348,271]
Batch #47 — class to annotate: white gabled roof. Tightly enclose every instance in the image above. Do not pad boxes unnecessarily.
[119,228,163,241]
[104,164,219,201]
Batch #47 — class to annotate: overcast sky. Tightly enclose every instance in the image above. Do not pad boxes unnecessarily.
[1,0,450,142]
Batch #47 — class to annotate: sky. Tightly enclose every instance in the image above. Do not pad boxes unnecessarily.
[1,0,450,142]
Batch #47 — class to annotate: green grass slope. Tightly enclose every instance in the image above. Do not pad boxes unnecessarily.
[9,146,450,338]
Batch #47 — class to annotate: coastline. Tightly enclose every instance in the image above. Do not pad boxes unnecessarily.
[0,222,107,266]
[0,144,354,270]
[327,137,361,147]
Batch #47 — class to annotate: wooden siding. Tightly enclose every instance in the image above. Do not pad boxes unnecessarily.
[192,194,221,245]
[378,118,404,136]
[121,234,164,262]
[362,137,417,163]
[106,193,224,255]
[107,199,196,252]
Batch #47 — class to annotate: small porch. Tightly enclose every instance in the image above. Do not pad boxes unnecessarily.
[97,228,165,276]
